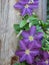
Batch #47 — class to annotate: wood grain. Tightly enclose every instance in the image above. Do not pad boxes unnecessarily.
[0,0,21,65]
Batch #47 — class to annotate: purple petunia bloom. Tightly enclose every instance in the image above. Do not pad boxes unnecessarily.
[14,0,38,16]
[15,40,39,64]
[21,26,43,44]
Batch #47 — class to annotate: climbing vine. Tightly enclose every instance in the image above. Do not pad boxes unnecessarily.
[13,0,49,65]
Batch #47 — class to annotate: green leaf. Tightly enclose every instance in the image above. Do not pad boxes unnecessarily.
[14,24,20,30]
[42,39,49,51]
[14,24,21,34]
[14,62,28,65]
[20,63,25,65]
[14,63,19,65]
[39,20,49,31]
[22,15,29,20]
[28,17,38,21]
[32,13,38,17]
[19,20,27,28]
[24,23,29,30]
[20,62,26,65]
[36,25,44,33]
[29,23,32,28]
[42,47,49,51]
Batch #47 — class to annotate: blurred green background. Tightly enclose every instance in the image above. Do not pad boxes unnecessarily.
[47,0,49,20]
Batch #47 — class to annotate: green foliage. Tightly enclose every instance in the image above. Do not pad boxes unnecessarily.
[14,62,28,65]
[19,20,27,28]
[14,24,21,34]
[42,41,49,51]
[14,23,29,35]
[42,31,49,51]
[14,14,49,51]
[14,14,39,35]
[14,63,19,65]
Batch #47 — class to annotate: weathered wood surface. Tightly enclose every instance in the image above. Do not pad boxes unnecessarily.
[0,0,47,65]
[0,0,22,65]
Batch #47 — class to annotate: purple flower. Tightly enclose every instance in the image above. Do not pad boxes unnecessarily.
[15,40,39,64]
[14,0,38,16]
[21,26,43,44]
[37,60,49,65]
[40,51,49,60]
[36,51,49,65]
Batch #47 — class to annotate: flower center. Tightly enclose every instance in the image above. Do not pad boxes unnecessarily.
[29,36,34,41]
[25,4,29,8]
[25,49,30,55]
[45,60,49,64]
[29,0,34,4]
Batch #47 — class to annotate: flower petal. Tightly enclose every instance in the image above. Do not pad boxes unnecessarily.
[29,4,38,9]
[35,32,43,40]
[21,31,29,38]
[29,26,36,36]
[30,0,39,9]
[19,40,27,50]
[33,40,41,48]
[43,51,49,59]
[30,50,39,56]
[23,39,29,43]
[21,8,27,16]
[20,54,26,62]
[27,8,32,15]
[14,3,23,9]
[15,50,24,57]
[19,0,29,4]
[28,40,41,49]
[26,54,33,64]
[28,0,38,9]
